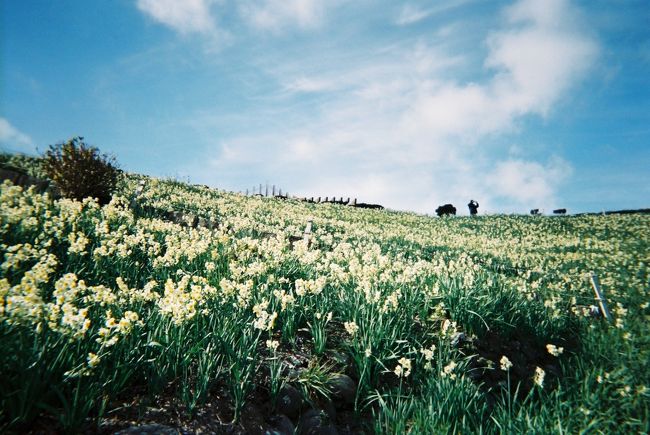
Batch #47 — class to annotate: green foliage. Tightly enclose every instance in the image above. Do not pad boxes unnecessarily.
[294,358,336,403]
[42,137,120,205]
[371,369,488,434]
[0,153,48,179]
[0,168,647,433]
[441,272,574,342]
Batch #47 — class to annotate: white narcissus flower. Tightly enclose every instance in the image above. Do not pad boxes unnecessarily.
[266,340,279,351]
[442,361,457,379]
[87,352,100,368]
[546,344,564,357]
[398,357,412,377]
[344,321,359,336]
[534,367,545,387]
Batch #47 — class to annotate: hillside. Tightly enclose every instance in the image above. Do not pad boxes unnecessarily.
[1,156,648,434]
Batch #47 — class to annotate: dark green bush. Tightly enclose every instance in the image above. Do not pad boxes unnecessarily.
[42,137,120,205]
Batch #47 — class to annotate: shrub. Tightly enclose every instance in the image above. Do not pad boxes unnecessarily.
[42,136,120,205]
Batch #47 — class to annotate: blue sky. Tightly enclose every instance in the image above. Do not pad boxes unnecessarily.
[1,0,648,214]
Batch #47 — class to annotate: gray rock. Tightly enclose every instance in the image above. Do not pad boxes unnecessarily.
[266,414,295,435]
[328,374,356,406]
[298,409,338,435]
[321,401,336,421]
[328,350,350,367]
[277,384,304,419]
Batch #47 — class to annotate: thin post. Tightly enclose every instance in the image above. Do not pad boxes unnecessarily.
[272,185,276,196]
[303,218,313,244]
[245,188,248,196]
[135,180,146,195]
[259,184,262,195]
[590,272,612,322]
[130,179,147,209]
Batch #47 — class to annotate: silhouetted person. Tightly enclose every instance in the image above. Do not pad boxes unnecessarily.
[468,200,479,216]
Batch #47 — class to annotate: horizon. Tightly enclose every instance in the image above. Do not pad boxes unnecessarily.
[4,149,647,217]
[2,0,649,215]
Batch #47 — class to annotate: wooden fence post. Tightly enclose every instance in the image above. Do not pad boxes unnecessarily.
[130,180,147,209]
[590,272,612,322]
[303,219,313,244]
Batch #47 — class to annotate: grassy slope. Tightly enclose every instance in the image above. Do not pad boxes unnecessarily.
[1,154,648,433]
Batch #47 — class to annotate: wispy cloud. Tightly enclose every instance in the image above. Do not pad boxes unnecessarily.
[239,0,328,32]
[136,0,331,41]
[396,4,433,26]
[396,1,475,26]
[0,118,35,154]
[136,0,218,35]
[282,77,340,93]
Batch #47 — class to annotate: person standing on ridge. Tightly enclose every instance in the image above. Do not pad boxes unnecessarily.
[468,200,479,216]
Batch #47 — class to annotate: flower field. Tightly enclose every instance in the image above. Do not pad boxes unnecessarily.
[1,158,648,433]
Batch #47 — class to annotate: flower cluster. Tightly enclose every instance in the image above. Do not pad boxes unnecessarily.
[1,166,648,431]
[394,357,412,378]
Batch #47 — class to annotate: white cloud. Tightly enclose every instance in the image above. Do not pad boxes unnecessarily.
[136,0,331,37]
[0,118,35,154]
[485,0,598,116]
[396,1,476,26]
[201,0,598,213]
[137,0,218,35]
[283,77,339,93]
[487,157,573,208]
[240,0,327,32]
[396,5,433,26]
[405,0,598,142]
